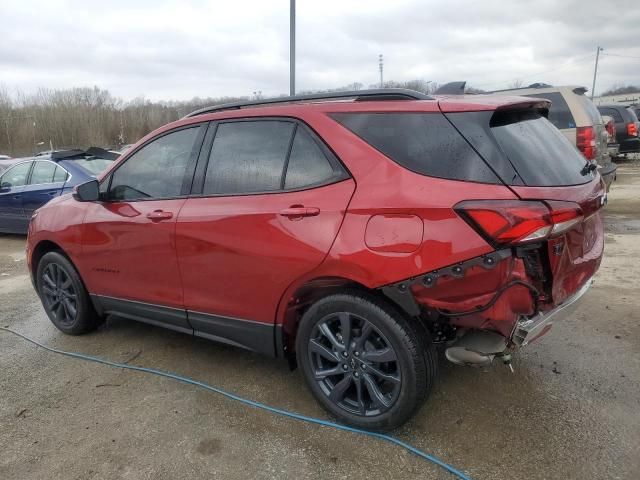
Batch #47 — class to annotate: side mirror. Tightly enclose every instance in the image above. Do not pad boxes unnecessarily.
[0,181,10,192]
[73,179,100,202]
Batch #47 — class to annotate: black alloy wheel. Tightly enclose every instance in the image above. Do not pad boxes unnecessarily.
[296,292,436,431]
[36,251,103,335]
[309,312,401,416]
[40,262,78,326]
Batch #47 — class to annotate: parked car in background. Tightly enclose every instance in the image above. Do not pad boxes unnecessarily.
[597,105,640,156]
[488,84,617,190]
[0,148,117,234]
[0,155,11,160]
[27,89,604,430]
[601,115,620,158]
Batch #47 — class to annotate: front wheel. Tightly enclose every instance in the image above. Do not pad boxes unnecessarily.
[296,291,436,431]
[36,251,103,335]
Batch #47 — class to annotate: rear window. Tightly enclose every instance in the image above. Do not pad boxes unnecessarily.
[627,108,639,123]
[331,112,499,184]
[526,93,575,129]
[598,107,624,123]
[71,158,114,175]
[491,110,594,186]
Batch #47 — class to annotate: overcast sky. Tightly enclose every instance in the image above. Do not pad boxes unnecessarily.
[1,0,639,101]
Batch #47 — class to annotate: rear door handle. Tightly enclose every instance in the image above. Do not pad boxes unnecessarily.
[146,210,173,221]
[279,206,320,219]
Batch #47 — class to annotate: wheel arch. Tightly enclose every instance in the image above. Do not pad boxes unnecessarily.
[276,274,420,359]
[31,239,67,279]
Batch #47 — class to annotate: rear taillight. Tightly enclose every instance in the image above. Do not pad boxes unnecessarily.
[627,122,637,137]
[576,126,596,160]
[455,200,583,247]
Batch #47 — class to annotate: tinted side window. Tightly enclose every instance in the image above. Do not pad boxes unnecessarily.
[1,162,31,188]
[110,127,199,201]
[203,121,294,195]
[285,127,336,189]
[331,112,499,184]
[29,161,57,184]
[526,93,575,129]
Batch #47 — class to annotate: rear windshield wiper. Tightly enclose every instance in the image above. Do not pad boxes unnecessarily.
[581,160,597,176]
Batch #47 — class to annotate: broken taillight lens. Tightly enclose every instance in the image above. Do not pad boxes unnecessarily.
[455,200,583,247]
[576,126,596,160]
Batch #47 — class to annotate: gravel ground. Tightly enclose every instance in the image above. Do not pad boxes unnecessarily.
[1,158,639,480]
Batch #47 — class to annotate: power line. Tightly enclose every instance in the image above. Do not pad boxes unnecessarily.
[602,52,640,60]
[474,52,596,89]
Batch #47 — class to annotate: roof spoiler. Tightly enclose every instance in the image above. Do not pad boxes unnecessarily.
[52,147,119,161]
[435,81,466,95]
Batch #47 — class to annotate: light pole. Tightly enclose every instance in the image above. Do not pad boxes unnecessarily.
[290,0,295,96]
[379,54,384,88]
[591,46,603,100]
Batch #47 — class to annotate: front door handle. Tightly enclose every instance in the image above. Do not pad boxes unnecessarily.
[146,210,173,221]
[279,206,320,219]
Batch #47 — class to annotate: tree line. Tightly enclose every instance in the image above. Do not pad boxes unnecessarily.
[0,86,245,157]
[0,80,449,157]
[7,78,628,157]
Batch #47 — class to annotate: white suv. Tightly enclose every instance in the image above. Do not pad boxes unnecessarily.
[488,84,616,190]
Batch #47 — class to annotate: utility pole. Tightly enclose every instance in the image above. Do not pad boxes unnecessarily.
[379,54,384,88]
[290,0,295,96]
[591,46,603,100]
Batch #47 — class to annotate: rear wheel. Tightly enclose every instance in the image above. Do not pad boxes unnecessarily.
[36,251,103,335]
[296,291,436,431]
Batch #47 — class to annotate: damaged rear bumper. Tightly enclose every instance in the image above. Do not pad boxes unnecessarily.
[511,278,593,347]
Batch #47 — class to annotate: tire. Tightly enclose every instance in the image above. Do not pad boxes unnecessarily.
[36,251,103,335]
[296,290,436,431]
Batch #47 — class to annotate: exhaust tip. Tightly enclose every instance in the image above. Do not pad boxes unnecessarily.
[444,330,508,367]
[445,347,495,367]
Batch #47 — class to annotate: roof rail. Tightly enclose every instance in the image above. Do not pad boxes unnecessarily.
[183,88,432,118]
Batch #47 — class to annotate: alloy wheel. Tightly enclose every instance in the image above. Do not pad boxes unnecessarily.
[40,263,78,326]
[308,312,401,416]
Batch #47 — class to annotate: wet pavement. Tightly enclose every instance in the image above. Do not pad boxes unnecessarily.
[1,160,639,480]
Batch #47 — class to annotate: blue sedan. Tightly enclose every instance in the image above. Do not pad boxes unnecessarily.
[0,148,117,234]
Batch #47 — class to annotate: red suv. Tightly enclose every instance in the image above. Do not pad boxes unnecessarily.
[27,89,605,430]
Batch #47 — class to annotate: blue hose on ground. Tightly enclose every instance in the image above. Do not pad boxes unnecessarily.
[0,326,472,480]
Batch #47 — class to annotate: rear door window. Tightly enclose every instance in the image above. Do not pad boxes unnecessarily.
[203,121,295,195]
[29,161,57,184]
[525,93,576,129]
[491,110,593,186]
[331,112,499,184]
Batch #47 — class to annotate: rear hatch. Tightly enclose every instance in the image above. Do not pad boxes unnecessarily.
[441,100,605,306]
